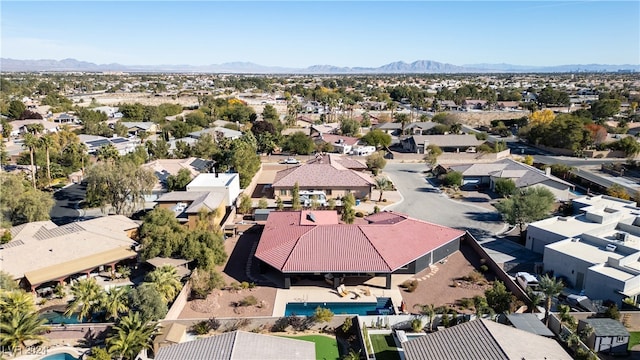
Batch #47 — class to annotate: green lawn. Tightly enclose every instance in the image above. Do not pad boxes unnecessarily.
[629,331,640,350]
[281,335,340,360]
[370,334,401,360]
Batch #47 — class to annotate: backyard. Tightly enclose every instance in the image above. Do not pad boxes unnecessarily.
[281,334,340,360]
[370,334,401,360]
[630,332,640,350]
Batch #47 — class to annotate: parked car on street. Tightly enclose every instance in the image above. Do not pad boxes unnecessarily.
[280,157,300,164]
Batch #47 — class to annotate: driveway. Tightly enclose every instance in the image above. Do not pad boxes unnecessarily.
[382,162,506,240]
[50,183,85,225]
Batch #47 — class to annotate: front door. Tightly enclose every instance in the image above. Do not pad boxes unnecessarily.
[576,272,585,290]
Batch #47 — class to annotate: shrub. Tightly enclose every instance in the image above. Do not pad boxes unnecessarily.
[399,280,419,292]
[238,295,258,307]
[442,171,463,187]
[373,206,380,213]
[479,265,489,273]
[457,297,474,309]
[411,318,423,332]
[462,270,484,283]
[192,320,211,335]
[355,211,364,218]
[313,307,334,323]
[240,281,251,289]
[342,317,353,333]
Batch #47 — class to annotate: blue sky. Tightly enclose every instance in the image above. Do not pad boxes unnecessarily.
[2,1,639,67]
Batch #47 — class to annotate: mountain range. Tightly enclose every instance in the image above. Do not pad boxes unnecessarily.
[1,58,638,74]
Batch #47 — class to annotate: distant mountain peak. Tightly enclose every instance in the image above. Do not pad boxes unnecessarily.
[1,57,637,73]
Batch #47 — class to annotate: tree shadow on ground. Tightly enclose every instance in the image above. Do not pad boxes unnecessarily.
[464,211,502,222]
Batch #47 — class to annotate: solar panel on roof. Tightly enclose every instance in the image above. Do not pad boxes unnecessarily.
[87,139,111,147]
[110,138,128,144]
[189,158,210,171]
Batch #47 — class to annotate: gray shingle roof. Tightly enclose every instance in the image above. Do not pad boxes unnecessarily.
[403,319,571,360]
[583,318,630,337]
[506,313,554,337]
[155,331,315,360]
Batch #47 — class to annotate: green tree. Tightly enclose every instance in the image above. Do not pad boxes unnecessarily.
[146,139,171,160]
[65,278,105,321]
[85,347,111,360]
[181,229,227,270]
[146,265,183,304]
[138,208,187,260]
[0,271,19,292]
[166,168,193,191]
[424,144,442,167]
[341,193,356,224]
[360,129,391,149]
[101,287,130,321]
[230,140,261,188]
[85,160,156,215]
[0,290,37,315]
[7,100,26,120]
[238,194,253,214]
[590,99,621,119]
[262,104,279,122]
[494,178,516,197]
[0,173,54,226]
[365,151,387,175]
[374,177,392,202]
[258,197,268,209]
[340,117,360,136]
[494,187,555,234]
[292,182,301,211]
[283,131,315,155]
[129,283,167,321]
[484,281,513,314]
[40,134,55,187]
[96,144,120,163]
[394,113,410,134]
[609,136,640,158]
[607,183,630,200]
[106,313,156,360]
[443,171,463,187]
[1,119,13,140]
[0,309,49,352]
[539,275,564,325]
[413,303,436,331]
[22,133,39,189]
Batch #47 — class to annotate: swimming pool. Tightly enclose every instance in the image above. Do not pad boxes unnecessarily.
[40,310,101,324]
[285,298,394,316]
[40,352,79,360]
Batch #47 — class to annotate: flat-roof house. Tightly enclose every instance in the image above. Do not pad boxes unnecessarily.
[529,195,640,305]
[255,210,465,289]
[155,330,315,360]
[578,318,630,355]
[402,319,571,360]
[186,173,241,207]
[156,191,227,229]
[271,158,375,201]
[447,158,574,200]
[78,134,140,155]
[0,216,139,291]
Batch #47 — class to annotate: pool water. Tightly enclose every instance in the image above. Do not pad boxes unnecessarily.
[40,311,101,324]
[40,352,79,360]
[285,298,394,316]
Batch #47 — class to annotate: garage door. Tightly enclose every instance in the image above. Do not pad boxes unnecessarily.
[463,177,481,185]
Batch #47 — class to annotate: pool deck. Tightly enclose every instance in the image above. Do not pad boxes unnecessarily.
[272,284,405,317]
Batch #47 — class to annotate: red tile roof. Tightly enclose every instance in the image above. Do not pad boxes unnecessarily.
[255,211,465,273]
[272,162,374,188]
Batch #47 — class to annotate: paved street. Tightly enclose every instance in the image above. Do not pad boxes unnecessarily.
[50,183,85,225]
[382,162,506,239]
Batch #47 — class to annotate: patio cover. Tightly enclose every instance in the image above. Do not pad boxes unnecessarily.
[24,247,136,287]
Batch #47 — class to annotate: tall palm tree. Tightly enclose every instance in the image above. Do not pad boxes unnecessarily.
[145,265,182,304]
[0,309,50,352]
[22,133,39,189]
[0,290,37,315]
[413,303,436,332]
[375,177,393,202]
[40,134,55,187]
[65,278,105,321]
[539,274,564,325]
[526,289,545,313]
[96,144,120,163]
[101,287,130,321]
[107,313,156,360]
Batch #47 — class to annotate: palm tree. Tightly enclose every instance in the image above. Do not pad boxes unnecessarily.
[65,278,105,321]
[0,309,49,352]
[101,287,130,321]
[145,265,182,304]
[22,133,39,189]
[107,313,156,360]
[413,303,436,332]
[526,289,545,313]
[96,144,120,163]
[539,274,564,325]
[40,134,55,187]
[0,290,36,315]
[375,177,393,202]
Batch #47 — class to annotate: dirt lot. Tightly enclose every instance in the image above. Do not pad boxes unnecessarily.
[399,243,495,314]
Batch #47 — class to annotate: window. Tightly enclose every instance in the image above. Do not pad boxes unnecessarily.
[280,190,288,196]
[617,336,625,342]
[325,189,332,195]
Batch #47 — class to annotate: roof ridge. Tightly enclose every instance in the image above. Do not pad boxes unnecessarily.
[358,225,392,272]
[480,319,523,359]
[228,331,239,360]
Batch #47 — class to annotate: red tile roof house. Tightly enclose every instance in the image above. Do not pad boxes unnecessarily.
[271,158,375,201]
[254,210,465,289]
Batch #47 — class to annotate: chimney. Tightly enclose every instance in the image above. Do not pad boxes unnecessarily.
[545,167,551,177]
